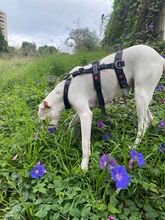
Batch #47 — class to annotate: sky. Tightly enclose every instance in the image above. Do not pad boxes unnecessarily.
[0,0,113,51]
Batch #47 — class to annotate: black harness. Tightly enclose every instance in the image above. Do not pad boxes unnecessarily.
[63,50,128,115]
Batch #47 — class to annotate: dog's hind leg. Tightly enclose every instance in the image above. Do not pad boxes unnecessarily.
[74,102,93,171]
[69,113,79,128]
[134,88,153,146]
[147,108,153,125]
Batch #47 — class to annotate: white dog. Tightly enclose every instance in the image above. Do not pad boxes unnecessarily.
[38,45,165,170]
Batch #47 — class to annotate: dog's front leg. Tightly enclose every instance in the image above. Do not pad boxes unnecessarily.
[79,110,93,171]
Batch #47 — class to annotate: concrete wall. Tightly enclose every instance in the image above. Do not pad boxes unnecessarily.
[0,9,7,41]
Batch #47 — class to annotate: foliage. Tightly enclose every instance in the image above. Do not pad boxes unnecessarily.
[0,27,7,53]
[21,41,37,56]
[0,50,164,219]
[152,40,165,54]
[38,45,59,56]
[103,0,164,50]
[66,27,100,52]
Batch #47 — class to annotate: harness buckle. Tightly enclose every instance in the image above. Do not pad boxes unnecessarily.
[115,60,125,69]
[92,60,100,75]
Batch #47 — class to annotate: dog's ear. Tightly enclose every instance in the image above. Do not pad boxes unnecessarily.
[40,100,51,109]
[43,100,51,108]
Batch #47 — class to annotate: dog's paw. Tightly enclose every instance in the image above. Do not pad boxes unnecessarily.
[81,157,89,172]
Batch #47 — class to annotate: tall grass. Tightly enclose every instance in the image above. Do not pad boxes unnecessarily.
[0,50,165,220]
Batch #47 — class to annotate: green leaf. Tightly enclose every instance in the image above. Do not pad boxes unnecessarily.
[33,182,47,194]
[110,193,118,207]
[70,208,81,217]
[108,203,119,214]
[81,206,91,217]
[34,207,48,218]
[63,202,72,214]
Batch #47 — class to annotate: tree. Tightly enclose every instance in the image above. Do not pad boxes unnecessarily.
[21,41,36,56]
[66,27,99,52]
[0,27,7,52]
[38,45,58,55]
[102,0,164,49]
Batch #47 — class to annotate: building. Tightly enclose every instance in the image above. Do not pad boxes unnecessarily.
[156,2,165,40]
[0,9,7,41]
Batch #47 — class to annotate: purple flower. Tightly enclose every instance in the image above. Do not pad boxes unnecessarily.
[158,143,165,153]
[158,120,165,128]
[162,55,165,59]
[108,216,115,220]
[161,98,165,104]
[99,154,116,170]
[102,133,111,141]
[148,23,154,29]
[48,127,56,134]
[30,162,46,179]
[155,85,163,91]
[111,165,130,189]
[130,150,144,167]
[96,120,105,128]
[124,33,129,38]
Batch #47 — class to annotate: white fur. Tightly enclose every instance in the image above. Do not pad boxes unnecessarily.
[38,45,165,170]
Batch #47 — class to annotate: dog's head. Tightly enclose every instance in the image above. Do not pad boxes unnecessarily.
[38,100,58,126]
[38,83,64,127]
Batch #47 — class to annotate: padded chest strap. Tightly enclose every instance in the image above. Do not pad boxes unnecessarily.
[63,76,72,109]
[114,50,128,89]
[92,60,106,115]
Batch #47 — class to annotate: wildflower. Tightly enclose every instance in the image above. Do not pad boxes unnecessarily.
[48,127,56,134]
[111,165,130,189]
[12,154,18,161]
[124,33,129,38]
[99,154,116,170]
[155,85,163,91]
[96,120,105,128]
[148,23,154,29]
[108,216,115,220]
[30,162,46,179]
[161,98,165,104]
[162,55,165,59]
[158,143,165,153]
[128,159,134,170]
[158,120,165,128]
[33,132,38,140]
[130,150,144,167]
[102,133,111,141]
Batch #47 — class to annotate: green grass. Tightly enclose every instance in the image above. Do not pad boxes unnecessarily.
[0,50,165,220]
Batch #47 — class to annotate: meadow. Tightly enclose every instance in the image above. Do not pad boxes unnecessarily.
[0,50,165,220]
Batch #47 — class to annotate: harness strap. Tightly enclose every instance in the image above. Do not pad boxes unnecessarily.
[71,62,125,78]
[114,51,128,89]
[63,77,72,109]
[63,50,128,114]
[92,60,106,116]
